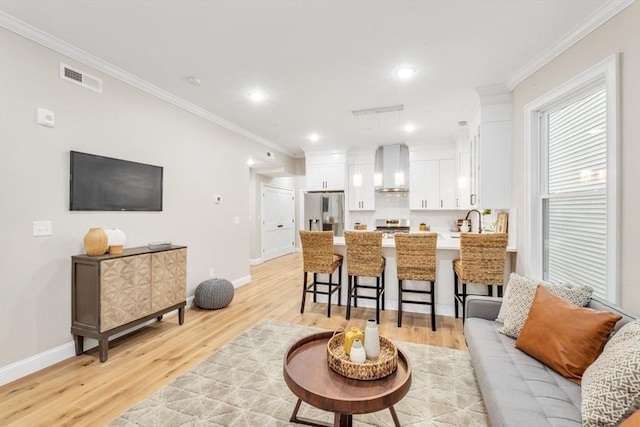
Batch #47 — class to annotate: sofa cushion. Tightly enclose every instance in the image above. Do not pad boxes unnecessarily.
[515,286,621,384]
[465,317,582,427]
[582,320,640,426]
[498,278,593,339]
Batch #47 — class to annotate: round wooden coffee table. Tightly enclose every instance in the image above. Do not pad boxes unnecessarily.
[283,331,412,427]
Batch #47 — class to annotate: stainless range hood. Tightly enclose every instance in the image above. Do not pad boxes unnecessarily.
[374,144,410,192]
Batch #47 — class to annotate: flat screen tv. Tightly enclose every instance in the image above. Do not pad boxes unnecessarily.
[70,151,163,211]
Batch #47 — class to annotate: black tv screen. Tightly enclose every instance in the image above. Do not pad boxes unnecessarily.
[70,151,163,211]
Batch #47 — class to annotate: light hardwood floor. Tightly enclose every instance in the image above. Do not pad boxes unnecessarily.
[0,252,466,426]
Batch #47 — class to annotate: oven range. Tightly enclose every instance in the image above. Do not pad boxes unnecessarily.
[375,219,410,238]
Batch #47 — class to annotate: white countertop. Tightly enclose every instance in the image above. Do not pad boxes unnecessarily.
[333,232,517,252]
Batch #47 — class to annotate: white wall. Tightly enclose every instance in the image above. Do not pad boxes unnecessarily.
[0,28,295,368]
[511,2,640,313]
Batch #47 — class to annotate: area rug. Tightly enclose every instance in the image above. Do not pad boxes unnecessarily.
[108,319,487,426]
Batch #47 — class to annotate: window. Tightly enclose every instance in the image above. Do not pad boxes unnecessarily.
[525,55,619,303]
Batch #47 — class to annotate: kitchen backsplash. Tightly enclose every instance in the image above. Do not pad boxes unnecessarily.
[348,192,467,232]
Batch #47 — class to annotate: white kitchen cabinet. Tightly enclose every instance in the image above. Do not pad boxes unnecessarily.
[305,152,346,191]
[410,159,456,210]
[348,163,375,210]
[456,124,473,209]
[463,85,512,209]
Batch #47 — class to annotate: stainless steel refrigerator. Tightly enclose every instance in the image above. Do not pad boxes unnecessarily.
[303,192,345,236]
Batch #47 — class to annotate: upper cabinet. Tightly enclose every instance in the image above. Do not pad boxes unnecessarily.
[348,163,375,210]
[409,149,458,210]
[466,85,512,209]
[347,151,375,210]
[305,152,346,191]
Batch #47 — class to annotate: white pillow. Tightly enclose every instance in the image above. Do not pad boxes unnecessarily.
[496,273,537,323]
[497,279,593,339]
[582,320,640,426]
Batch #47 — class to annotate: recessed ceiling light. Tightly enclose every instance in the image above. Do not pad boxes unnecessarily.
[309,133,320,142]
[404,124,416,133]
[247,158,255,166]
[186,76,201,86]
[249,91,266,102]
[396,67,415,79]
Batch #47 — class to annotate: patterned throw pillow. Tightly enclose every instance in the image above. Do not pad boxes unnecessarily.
[496,273,538,323]
[497,279,593,339]
[582,320,640,427]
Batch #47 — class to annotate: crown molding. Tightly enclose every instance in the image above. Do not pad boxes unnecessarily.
[0,11,295,157]
[506,0,635,91]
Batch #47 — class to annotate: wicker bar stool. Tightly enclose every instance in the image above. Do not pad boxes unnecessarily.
[344,231,386,324]
[395,233,438,330]
[299,230,343,317]
[453,233,508,321]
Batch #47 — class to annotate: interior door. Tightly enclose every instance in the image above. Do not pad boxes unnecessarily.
[261,185,295,262]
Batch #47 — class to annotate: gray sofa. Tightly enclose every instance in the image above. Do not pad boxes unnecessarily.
[464,295,637,427]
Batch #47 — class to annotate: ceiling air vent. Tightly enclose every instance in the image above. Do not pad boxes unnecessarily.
[60,63,103,93]
[265,151,275,160]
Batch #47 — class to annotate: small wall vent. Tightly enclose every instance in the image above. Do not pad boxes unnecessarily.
[265,151,275,160]
[60,63,103,93]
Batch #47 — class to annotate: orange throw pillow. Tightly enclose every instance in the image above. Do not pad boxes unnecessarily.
[515,286,621,384]
[620,410,640,427]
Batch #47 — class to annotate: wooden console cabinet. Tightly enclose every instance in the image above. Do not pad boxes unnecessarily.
[71,245,187,362]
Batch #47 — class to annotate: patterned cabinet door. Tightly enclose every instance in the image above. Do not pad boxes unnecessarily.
[100,254,152,332]
[151,248,187,312]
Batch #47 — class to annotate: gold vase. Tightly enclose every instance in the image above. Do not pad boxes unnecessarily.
[84,227,108,256]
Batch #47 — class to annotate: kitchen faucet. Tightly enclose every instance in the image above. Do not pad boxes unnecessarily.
[465,209,482,233]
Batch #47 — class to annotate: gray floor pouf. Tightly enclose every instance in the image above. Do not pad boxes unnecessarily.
[195,278,234,309]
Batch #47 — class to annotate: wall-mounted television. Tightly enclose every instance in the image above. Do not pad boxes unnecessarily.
[70,151,163,211]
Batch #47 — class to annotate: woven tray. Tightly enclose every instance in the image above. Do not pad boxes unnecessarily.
[326,332,398,380]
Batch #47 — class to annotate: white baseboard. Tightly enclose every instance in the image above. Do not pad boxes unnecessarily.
[232,275,252,288]
[249,258,263,265]
[1,295,197,386]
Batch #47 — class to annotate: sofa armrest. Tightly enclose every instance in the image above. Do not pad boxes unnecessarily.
[465,296,503,321]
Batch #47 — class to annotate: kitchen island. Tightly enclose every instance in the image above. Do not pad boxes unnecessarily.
[329,232,516,319]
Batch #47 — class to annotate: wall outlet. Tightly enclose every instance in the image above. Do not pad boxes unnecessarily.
[234,216,240,224]
[33,220,53,236]
[209,268,214,278]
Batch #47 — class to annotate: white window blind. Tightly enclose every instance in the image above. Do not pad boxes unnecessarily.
[543,87,608,298]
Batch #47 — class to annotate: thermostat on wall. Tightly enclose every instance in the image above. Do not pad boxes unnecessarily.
[37,108,55,127]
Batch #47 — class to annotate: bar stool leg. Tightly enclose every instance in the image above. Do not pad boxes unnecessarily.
[397,279,403,327]
[337,266,342,306]
[462,282,467,321]
[313,272,318,303]
[346,275,352,320]
[327,273,332,318]
[430,281,436,332]
[375,276,380,324]
[353,276,358,308]
[300,272,308,314]
[381,268,386,311]
[454,273,459,319]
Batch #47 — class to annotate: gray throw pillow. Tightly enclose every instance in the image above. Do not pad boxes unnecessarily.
[582,320,640,426]
[497,279,593,339]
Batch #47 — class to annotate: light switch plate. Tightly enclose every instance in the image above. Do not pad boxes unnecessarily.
[33,220,53,236]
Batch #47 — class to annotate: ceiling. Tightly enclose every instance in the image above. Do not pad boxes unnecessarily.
[0,0,628,159]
